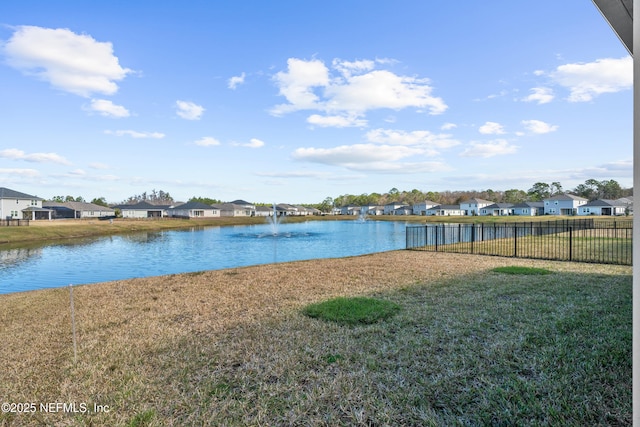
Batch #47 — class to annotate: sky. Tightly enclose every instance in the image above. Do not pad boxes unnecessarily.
[0,1,633,205]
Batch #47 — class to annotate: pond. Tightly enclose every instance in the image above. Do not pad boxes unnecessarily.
[0,220,410,294]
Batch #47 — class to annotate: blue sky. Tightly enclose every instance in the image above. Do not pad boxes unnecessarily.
[0,1,632,204]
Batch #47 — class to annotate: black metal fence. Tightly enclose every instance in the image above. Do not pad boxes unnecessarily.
[406,219,632,265]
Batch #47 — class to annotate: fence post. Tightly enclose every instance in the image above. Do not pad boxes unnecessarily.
[435,225,438,251]
[569,227,573,261]
[471,223,475,254]
[514,223,517,257]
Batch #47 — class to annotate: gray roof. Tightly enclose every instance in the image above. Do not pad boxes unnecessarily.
[171,201,217,210]
[114,201,167,210]
[460,198,493,204]
[43,201,114,212]
[0,187,42,200]
[484,203,513,209]
[512,201,544,208]
[582,199,628,207]
[545,193,588,202]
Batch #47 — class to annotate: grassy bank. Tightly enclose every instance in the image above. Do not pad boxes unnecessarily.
[0,251,631,426]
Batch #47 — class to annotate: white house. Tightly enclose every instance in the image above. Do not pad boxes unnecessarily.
[479,203,513,216]
[460,198,493,216]
[413,200,438,216]
[511,201,544,216]
[365,205,385,216]
[425,204,465,216]
[577,199,628,216]
[167,201,220,218]
[384,201,409,215]
[543,194,588,215]
[213,203,253,217]
[43,201,115,219]
[115,201,168,218]
[340,204,360,215]
[0,187,51,220]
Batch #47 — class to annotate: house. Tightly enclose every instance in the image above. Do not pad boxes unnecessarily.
[0,187,51,220]
[43,201,115,219]
[577,199,628,216]
[425,204,465,216]
[167,201,220,218]
[393,205,414,215]
[255,205,275,217]
[213,203,253,217]
[412,200,438,216]
[229,199,256,216]
[617,196,633,214]
[543,194,588,215]
[364,205,385,216]
[340,204,360,215]
[114,201,169,218]
[384,201,409,215]
[479,203,513,216]
[459,198,493,216]
[511,201,544,216]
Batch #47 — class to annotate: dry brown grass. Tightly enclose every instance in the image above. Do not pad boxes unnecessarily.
[0,251,630,426]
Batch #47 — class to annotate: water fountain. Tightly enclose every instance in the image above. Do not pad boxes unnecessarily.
[357,210,368,223]
[267,203,282,235]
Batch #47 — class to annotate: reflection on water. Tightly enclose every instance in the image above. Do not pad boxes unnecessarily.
[0,220,408,294]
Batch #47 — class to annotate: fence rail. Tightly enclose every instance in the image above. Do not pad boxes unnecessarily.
[406,219,632,265]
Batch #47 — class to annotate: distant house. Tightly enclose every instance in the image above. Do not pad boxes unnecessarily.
[229,200,256,216]
[511,201,544,216]
[364,205,385,216]
[255,205,275,217]
[213,203,252,217]
[479,203,513,216]
[412,200,438,216]
[617,196,633,214]
[577,199,628,216]
[43,201,115,219]
[340,204,360,215]
[384,202,409,215]
[393,205,414,215]
[167,201,220,218]
[114,201,169,218]
[460,198,493,216]
[425,204,464,216]
[0,187,51,220]
[543,194,588,215]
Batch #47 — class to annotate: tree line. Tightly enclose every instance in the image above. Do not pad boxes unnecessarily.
[318,179,632,212]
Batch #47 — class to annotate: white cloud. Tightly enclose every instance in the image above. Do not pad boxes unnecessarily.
[272,58,330,114]
[332,58,375,77]
[522,87,554,104]
[460,139,517,158]
[307,114,367,128]
[550,56,632,102]
[478,121,505,135]
[441,122,457,130]
[86,99,130,117]
[228,72,246,89]
[105,130,165,138]
[176,100,205,120]
[194,137,221,147]
[0,168,40,177]
[232,138,265,148]
[521,119,558,134]
[0,148,71,165]
[270,57,447,124]
[2,25,131,97]
[291,143,451,173]
[365,128,460,155]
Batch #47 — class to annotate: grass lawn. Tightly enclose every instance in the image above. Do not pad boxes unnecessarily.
[0,251,630,426]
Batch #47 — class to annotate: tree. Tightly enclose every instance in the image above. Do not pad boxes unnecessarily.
[550,182,563,195]
[527,182,551,201]
[504,189,527,204]
[91,197,109,207]
[189,196,221,205]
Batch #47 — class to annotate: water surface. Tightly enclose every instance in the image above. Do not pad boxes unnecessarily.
[0,220,408,294]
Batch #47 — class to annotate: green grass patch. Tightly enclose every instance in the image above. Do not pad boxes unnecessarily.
[492,266,553,275]
[302,296,400,325]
